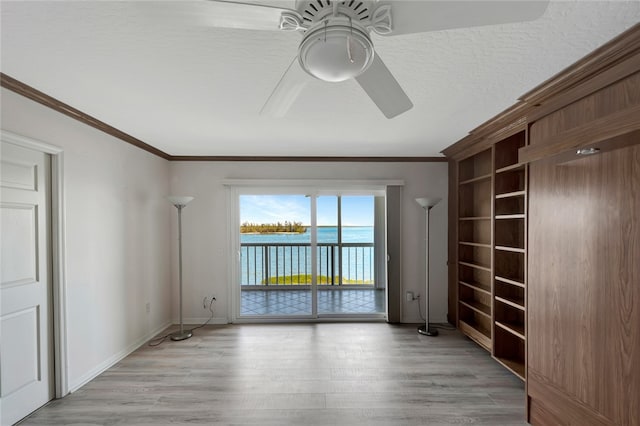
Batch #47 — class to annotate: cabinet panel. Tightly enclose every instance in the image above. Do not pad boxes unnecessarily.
[529,72,640,146]
[528,144,640,425]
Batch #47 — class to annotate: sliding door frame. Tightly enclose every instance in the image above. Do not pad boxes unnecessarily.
[224,179,403,323]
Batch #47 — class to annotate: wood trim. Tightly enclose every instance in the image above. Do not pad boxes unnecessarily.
[441,107,530,160]
[442,135,492,162]
[528,398,568,426]
[528,370,613,426]
[484,117,527,146]
[520,23,640,105]
[519,104,640,163]
[170,155,446,162]
[1,73,171,160]
[1,73,446,163]
[443,23,640,160]
[526,50,640,123]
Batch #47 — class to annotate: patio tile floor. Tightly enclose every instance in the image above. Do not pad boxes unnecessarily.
[240,289,385,316]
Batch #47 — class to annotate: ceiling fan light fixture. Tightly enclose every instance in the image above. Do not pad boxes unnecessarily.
[298,25,374,83]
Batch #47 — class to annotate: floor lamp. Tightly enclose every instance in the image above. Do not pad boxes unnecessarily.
[168,196,194,341]
[415,197,441,337]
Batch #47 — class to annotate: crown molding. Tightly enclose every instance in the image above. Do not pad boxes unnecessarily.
[170,155,446,162]
[0,73,171,160]
[442,23,640,160]
[1,73,445,163]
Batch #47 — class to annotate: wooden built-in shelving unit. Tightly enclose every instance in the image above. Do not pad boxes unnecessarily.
[457,148,493,352]
[444,24,640,425]
[492,131,527,381]
[455,130,527,380]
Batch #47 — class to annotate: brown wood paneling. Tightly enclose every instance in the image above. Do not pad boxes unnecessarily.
[529,398,566,426]
[528,371,614,426]
[527,144,640,425]
[528,71,640,146]
[526,52,640,124]
[521,105,640,164]
[530,72,640,140]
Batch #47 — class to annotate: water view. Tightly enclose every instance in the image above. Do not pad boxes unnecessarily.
[241,226,373,244]
[240,226,375,285]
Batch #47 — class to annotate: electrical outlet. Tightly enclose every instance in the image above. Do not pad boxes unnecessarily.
[203,295,216,309]
[145,302,150,313]
[406,291,414,302]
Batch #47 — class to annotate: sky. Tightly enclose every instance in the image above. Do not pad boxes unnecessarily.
[240,195,374,226]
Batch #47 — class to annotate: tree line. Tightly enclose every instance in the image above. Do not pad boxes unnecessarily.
[240,221,306,234]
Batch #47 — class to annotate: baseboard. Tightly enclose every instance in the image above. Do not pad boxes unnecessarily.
[528,369,613,426]
[68,320,172,393]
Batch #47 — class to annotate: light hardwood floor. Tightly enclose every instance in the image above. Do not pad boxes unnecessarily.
[22,323,527,425]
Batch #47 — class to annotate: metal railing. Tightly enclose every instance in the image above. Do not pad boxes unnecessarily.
[240,242,375,286]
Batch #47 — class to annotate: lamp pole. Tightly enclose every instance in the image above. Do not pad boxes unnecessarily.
[415,197,441,337]
[168,196,194,341]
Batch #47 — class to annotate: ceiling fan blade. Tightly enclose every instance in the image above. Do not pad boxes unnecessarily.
[378,1,549,36]
[198,0,296,31]
[261,57,309,117]
[355,54,413,119]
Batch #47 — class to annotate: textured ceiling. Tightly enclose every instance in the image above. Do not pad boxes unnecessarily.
[1,1,639,157]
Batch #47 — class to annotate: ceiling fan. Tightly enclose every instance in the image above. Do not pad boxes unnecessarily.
[199,0,549,118]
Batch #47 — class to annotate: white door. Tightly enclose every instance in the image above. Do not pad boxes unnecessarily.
[0,141,53,425]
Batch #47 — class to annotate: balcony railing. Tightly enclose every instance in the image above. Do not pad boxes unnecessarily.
[241,242,375,286]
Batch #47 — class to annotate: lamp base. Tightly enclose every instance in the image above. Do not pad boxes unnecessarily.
[417,324,439,337]
[169,330,193,341]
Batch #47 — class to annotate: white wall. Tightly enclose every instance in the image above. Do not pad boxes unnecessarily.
[1,89,172,391]
[0,87,449,395]
[170,161,448,324]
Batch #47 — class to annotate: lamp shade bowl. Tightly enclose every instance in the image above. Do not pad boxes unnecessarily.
[415,197,441,210]
[167,196,194,207]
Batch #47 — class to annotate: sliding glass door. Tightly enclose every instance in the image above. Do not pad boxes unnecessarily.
[318,195,383,316]
[239,194,313,317]
[236,190,385,320]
